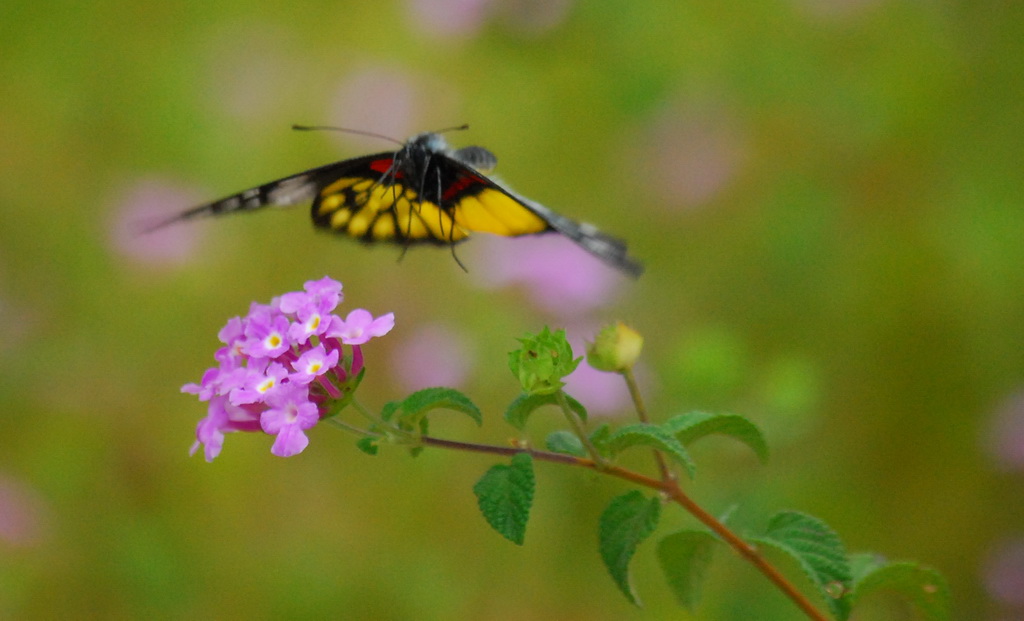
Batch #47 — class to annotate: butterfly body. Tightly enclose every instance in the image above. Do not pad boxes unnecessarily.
[154,131,643,277]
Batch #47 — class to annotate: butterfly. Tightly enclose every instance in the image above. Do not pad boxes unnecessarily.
[149,126,644,277]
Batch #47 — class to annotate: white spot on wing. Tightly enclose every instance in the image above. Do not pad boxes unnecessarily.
[268,175,317,206]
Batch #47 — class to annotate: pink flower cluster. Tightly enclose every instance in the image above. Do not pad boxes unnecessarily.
[183,277,394,461]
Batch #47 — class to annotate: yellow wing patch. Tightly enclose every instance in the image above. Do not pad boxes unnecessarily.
[315,177,549,244]
[452,188,548,236]
[316,177,471,243]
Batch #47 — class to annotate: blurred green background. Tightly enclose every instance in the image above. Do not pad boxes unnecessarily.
[3,0,1023,618]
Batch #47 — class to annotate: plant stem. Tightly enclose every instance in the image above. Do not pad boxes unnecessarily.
[622,368,673,484]
[420,435,580,464]
[555,390,605,467]
[417,434,830,621]
[322,416,380,437]
[350,396,398,432]
[603,465,830,621]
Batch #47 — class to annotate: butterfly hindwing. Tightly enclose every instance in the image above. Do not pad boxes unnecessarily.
[311,154,463,245]
[310,149,551,246]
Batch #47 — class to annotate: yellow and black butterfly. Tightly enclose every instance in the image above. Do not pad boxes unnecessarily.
[151,127,643,277]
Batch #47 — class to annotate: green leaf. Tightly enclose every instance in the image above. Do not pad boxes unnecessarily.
[379,400,400,423]
[472,453,535,545]
[849,556,950,621]
[656,530,719,611]
[599,490,661,606]
[664,411,769,463]
[848,551,885,580]
[397,387,482,429]
[545,430,585,457]
[504,392,587,430]
[406,417,430,458]
[354,437,378,456]
[607,424,697,479]
[589,423,612,453]
[752,511,853,620]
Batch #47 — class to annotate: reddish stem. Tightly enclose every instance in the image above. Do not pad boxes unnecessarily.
[418,435,829,621]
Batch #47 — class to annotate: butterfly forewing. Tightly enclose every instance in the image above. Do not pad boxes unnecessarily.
[153,131,644,277]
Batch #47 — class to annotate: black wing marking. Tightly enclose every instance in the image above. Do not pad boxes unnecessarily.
[436,157,645,278]
[141,154,389,233]
[309,154,477,246]
[510,190,644,278]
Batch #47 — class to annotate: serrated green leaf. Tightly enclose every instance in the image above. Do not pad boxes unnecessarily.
[504,392,587,430]
[850,558,950,621]
[599,490,661,606]
[545,430,585,457]
[656,530,719,611]
[664,411,769,463]
[607,424,697,479]
[472,453,535,545]
[397,387,482,429]
[752,511,853,620]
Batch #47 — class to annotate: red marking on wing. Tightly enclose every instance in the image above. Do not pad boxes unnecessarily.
[442,172,485,201]
[369,158,399,176]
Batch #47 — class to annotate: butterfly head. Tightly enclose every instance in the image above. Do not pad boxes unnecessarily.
[408,132,449,152]
[397,132,498,177]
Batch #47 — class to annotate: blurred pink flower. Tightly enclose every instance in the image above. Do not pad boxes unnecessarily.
[637,103,747,209]
[791,0,883,22]
[328,66,424,147]
[0,474,49,547]
[407,0,574,37]
[392,323,473,391]
[469,235,622,317]
[984,538,1024,608]
[107,178,206,268]
[0,284,33,361]
[494,0,574,33]
[407,0,494,37]
[984,390,1024,471]
[203,21,301,121]
[564,360,633,417]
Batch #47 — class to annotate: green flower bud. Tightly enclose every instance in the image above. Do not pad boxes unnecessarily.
[508,327,581,395]
[586,322,643,372]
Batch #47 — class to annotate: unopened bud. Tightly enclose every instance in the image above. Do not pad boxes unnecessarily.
[586,322,643,373]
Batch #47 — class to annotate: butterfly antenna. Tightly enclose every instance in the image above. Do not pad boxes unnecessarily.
[433,123,470,134]
[290,124,406,147]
